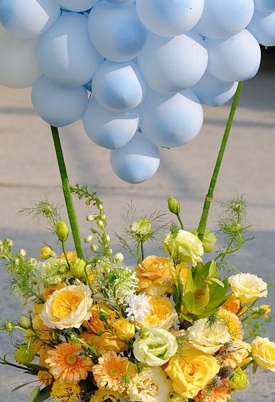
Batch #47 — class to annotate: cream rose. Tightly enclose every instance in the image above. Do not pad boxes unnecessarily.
[139,296,178,331]
[228,273,268,304]
[127,367,172,402]
[187,318,231,354]
[133,328,178,366]
[251,336,275,372]
[41,284,93,329]
[163,229,203,266]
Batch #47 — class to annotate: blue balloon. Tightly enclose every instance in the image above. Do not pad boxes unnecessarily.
[193,71,238,106]
[110,131,160,183]
[38,12,104,87]
[82,97,139,149]
[139,90,203,148]
[32,76,88,127]
[88,1,147,62]
[55,0,99,12]
[92,60,147,112]
[254,0,275,11]
[247,10,275,46]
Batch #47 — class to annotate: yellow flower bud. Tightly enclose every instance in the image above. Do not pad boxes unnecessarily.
[55,221,69,243]
[167,196,181,215]
[19,315,32,329]
[38,246,52,259]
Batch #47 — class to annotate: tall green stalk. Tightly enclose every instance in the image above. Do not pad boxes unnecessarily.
[197,81,244,240]
[51,126,84,259]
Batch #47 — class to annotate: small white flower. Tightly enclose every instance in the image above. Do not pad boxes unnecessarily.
[126,293,152,322]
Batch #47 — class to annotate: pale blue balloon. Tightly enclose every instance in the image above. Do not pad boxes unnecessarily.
[0,32,42,88]
[106,0,135,4]
[110,131,160,183]
[193,71,238,106]
[88,1,147,62]
[136,0,204,37]
[55,0,99,12]
[31,76,88,127]
[92,60,147,112]
[247,10,275,46]
[82,97,139,149]
[195,0,255,39]
[0,0,61,39]
[38,12,104,87]
[254,0,275,11]
[138,31,208,93]
[205,30,261,82]
[139,90,203,148]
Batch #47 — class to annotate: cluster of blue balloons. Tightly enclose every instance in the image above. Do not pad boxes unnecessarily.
[0,0,274,183]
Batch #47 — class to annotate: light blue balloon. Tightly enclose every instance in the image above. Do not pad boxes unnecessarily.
[88,1,147,62]
[138,31,208,93]
[31,76,88,127]
[82,97,139,149]
[205,30,261,82]
[195,0,255,39]
[247,10,275,46]
[38,12,104,87]
[92,60,147,112]
[254,0,275,11]
[136,0,204,37]
[106,0,135,4]
[139,90,203,148]
[193,71,238,106]
[0,0,61,39]
[110,131,160,183]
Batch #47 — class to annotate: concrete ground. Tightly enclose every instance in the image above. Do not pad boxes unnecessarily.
[0,49,274,401]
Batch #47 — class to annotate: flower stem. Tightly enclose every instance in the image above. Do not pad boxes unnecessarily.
[197,81,244,240]
[51,126,84,259]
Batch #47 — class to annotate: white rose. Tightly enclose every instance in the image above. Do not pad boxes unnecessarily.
[133,328,178,366]
[187,318,231,354]
[228,273,268,304]
[41,284,93,329]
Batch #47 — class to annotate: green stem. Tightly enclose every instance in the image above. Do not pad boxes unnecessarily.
[51,126,84,259]
[197,81,244,240]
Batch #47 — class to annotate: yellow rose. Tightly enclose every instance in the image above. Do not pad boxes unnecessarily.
[136,255,174,296]
[112,317,135,341]
[50,381,81,402]
[251,336,275,372]
[84,303,116,334]
[80,331,128,353]
[163,229,203,266]
[139,296,178,330]
[228,273,268,304]
[41,284,93,330]
[165,346,220,400]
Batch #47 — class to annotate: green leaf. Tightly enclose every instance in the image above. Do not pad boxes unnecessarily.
[12,381,37,392]
[29,385,52,402]
[182,291,195,312]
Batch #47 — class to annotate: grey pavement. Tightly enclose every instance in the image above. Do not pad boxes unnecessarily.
[0,49,275,401]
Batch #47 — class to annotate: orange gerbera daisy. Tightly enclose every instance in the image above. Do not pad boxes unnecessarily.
[45,342,93,384]
[92,351,137,393]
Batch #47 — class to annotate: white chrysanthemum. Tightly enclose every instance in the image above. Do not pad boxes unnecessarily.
[228,273,268,304]
[187,318,231,354]
[125,293,152,322]
[127,367,172,402]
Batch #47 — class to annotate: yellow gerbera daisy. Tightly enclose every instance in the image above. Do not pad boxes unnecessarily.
[92,351,137,393]
[45,342,93,384]
[50,380,81,402]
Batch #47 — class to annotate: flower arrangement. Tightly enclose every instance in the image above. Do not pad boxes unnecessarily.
[1,184,275,402]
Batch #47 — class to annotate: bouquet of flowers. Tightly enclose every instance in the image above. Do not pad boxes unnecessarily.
[1,184,275,402]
